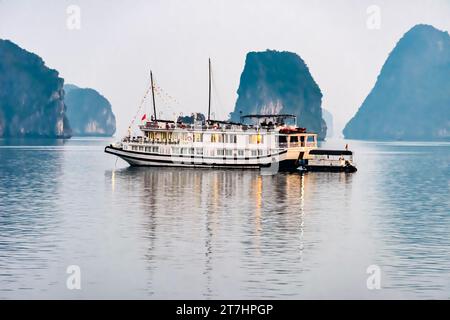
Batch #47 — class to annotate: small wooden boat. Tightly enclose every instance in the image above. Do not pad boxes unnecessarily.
[301,149,357,173]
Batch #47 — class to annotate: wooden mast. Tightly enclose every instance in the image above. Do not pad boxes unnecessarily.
[208,58,211,122]
[150,70,157,121]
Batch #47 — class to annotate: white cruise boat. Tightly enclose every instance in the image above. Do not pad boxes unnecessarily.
[105,61,319,171]
[105,114,318,171]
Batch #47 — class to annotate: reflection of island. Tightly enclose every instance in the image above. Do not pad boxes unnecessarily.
[0,139,65,292]
[369,148,450,296]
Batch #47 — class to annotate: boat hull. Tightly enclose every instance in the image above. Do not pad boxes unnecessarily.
[105,146,298,171]
[304,165,357,173]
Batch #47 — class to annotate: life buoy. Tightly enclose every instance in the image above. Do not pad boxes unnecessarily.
[187,135,192,142]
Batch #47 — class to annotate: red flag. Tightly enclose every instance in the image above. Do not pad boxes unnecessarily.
[141,114,147,121]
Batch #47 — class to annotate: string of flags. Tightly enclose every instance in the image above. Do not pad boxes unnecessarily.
[127,82,152,136]
[153,82,181,106]
[128,74,185,135]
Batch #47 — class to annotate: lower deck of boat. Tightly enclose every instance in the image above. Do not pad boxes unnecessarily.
[105,146,300,171]
[105,146,357,173]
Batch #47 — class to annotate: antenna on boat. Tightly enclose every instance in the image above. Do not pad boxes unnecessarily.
[208,58,211,123]
[150,70,157,121]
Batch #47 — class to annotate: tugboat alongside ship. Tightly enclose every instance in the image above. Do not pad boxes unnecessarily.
[105,60,357,173]
[302,149,357,173]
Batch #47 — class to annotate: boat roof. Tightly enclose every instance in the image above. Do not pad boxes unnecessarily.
[309,149,353,156]
[206,119,242,126]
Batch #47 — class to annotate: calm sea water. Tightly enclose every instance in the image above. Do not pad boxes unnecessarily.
[0,138,448,299]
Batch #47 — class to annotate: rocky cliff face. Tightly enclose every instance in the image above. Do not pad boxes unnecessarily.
[0,39,71,138]
[322,109,333,138]
[64,85,116,137]
[344,24,450,141]
[229,50,327,139]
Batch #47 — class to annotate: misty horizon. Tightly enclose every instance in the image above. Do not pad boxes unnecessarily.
[1,0,449,136]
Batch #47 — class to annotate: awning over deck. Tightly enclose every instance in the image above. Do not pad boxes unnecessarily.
[309,149,353,156]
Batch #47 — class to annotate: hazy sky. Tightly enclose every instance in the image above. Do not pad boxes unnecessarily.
[1,0,449,136]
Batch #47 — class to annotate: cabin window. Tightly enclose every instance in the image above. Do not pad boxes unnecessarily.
[238,150,244,156]
[307,136,315,142]
[194,133,203,142]
[172,147,180,154]
[152,146,159,153]
[251,150,257,156]
[298,135,304,147]
[211,134,224,143]
[217,149,224,156]
[225,149,233,156]
[196,148,204,155]
[181,133,189,142]
[258,149,263,156]
[225,134,237,143]
[278,136,287,143]
[190,148,195,155]
[249,134,263,144]
[180,148,187,154]
[290,136,299,142]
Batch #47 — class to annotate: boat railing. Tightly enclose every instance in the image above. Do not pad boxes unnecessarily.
[122,144,287,157]
[139,123,281,132]
[278,142,314,148]
[289,142,302,148]
[309,158,355,166]
[125,139,181,145]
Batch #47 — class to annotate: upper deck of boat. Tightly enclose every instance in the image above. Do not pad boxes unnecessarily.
[138,120,315,136]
